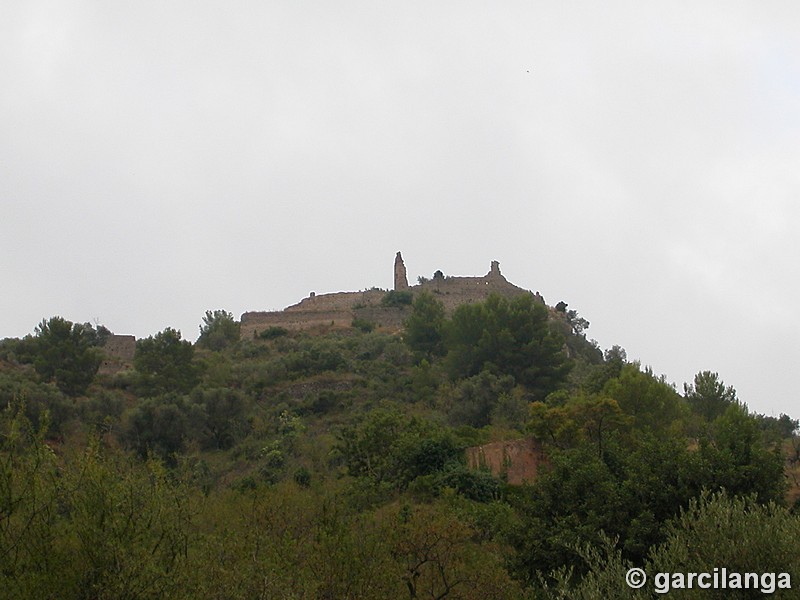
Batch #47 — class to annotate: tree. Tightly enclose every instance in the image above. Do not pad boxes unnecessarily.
[59,442,193,598]
[123,396,188,460]
[446,371,515,428]
[335,409,467,492]
[77,321,112,348]
[0,401,63,595]
[697,402,787,504]
[684,370,737,421]
[134,328,197,395]
[197,310,240,351]
[390,504,523,599]
[582,345,627,393]
[528,393,630,457]
[403,292,446,360]
[508,435,704,584]
[602,363,688,434]
[756,412,799,441]
[29,316,102,396]
[648,492,799,598]
[187,387,247,450]
[555,301,590,334]
[444,294,571,398]
[536,492,800,599]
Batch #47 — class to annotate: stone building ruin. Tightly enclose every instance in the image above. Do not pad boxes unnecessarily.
[240,252,546,338]
[97,334,136,375]
[394,251,409,290]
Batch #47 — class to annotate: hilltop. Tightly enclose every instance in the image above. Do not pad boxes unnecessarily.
[0,264,798,598]
[240,252,547,337]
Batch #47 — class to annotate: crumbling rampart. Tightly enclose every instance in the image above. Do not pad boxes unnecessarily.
[414,261,543,311]
[240,253,545,339]
[285,289,385,313]
[240,290,389,338]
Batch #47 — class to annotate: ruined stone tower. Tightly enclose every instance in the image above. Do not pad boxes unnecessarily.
[394,251,409,290]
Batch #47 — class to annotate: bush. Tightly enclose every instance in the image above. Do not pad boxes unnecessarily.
[259,326,289,340]
[294,466,311,487]
[122,396,188,460]
[0,369,75,435]
[134,328,198,395]
[446,372,516,428]
[197,310,240,351]
[351,318,375,333]
[381,290,414,307]
[541,492,800,598]
[283,339,347,377]
[336,409,473,492]
[188,387,248,450]
[78,389,126,431]
[404,292,446,360]
[434,463,502,502]
[18,317,103,396]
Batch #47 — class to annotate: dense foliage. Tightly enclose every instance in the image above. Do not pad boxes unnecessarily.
[0,298,797,598]
[197,310,240,351]
[6,317,105,396]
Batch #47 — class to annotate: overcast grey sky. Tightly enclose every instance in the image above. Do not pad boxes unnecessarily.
[2,1,799,416]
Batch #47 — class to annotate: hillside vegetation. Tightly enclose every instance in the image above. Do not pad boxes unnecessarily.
[1,293,798,598]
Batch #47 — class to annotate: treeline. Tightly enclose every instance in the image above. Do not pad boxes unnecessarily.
[1,407,522,598]
[0,293,798,598]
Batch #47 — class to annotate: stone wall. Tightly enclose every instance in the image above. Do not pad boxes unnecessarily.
[241,290,388,338]
[241,305,411,339]
[416,263,544,313]
[241,309,354,338]
[285,289,386,312]
[239,256,545,338]
[98,334,136,375]
[465,437,547,485]
[353,305,410,331]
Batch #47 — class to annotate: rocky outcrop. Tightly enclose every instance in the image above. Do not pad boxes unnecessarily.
[465,438,547,485]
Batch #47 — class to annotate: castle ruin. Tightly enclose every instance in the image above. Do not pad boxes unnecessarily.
[240,253,545,338]
[394,252,409,290]
[97,334,136,375]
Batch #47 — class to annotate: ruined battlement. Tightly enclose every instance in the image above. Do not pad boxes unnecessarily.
[285,289,386,313]
[97,334,136,375]
[414,259,543,311]
[240,253,545,339]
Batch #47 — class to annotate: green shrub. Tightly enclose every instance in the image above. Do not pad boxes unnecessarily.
[197,309,240,351]
[134,328,198,395]
[351,318,375,333]
[381,290,414,307]
[16,317,103,396]
[294,466,311,487]
[260,326,289,340]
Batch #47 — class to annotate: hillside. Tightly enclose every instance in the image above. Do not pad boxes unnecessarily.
[1,293,798,599]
